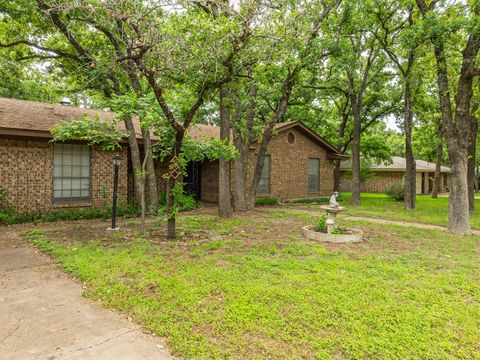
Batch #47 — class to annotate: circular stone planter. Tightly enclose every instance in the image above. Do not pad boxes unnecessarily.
[303,225,363,243]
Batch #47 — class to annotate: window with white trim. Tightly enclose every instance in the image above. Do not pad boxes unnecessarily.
[53,143,90,203]
[308,158,320,192]
[257,155,271,195]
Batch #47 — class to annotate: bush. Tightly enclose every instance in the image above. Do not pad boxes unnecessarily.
[0,204,140,226]
[255,197,279,206]
[385,183,405,201]
[315,215,347,234]
[292,196,341,204]
[158,191,198,213]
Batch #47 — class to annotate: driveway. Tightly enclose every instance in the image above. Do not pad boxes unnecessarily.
[0,226,172,360]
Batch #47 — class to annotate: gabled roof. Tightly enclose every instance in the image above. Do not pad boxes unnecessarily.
[273,121,347,159]
[340,156,451,173]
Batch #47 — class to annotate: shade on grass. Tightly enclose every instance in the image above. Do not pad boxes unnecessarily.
[337,193,480,230]
[26,212,480,359]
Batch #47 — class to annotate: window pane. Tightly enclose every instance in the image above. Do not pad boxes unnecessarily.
[81,166,90,177]
[72,144,82,154]
[80,179,90,190]
[62,165,72,177]
[53,152,63,165]
[72,189,81,197]
[62,189,72,198]
[54,190,62,198]
[258,156,270,195]
[54,165,62,177]
[72,166,81,177]
[72,179,81,190]
[72,154,81,166]
[53,178,62,191]
[308,159,319,192]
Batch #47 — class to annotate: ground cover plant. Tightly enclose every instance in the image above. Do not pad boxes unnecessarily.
[0,204,140,226]
[25,208,480,359]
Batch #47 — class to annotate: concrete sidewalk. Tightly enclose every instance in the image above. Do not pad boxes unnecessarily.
[0,228,172,360]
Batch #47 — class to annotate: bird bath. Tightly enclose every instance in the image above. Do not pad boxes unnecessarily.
[320,205,347,227]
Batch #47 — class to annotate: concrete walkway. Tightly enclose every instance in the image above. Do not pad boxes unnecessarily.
[0,228,173,360]
[282,207,480,235]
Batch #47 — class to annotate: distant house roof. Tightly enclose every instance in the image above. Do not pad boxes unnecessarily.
[0,97,346,158]
[340,156,451,173]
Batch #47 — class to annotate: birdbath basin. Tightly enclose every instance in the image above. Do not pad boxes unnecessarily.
[320,205,347,228]
[320,205,346,218]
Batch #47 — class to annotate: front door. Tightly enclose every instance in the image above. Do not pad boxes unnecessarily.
[184,161,201,200]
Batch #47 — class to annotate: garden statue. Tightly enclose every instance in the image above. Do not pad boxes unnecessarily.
[329,191,339,208]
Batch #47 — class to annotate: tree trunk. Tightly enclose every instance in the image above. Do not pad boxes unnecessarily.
[351,107,361,206]
[467,116,478,213]
[139,178,146,233]
[448,150,470,234]
[166,177,175,239]
[124,117,142,207]
[232,132,249,211]
[404,80,416,210]
[142,128,158,213]
[333,160,341,192]
[218,86,233,218]
[432,122,443,198]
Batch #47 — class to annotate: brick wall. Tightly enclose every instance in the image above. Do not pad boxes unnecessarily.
[340,171,404,193]
[0,138,128,213]
[340,171,451,194]
[201,160,219,203]
[247,128,335,202]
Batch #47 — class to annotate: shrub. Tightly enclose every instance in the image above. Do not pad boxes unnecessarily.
[292,196,341,204]
[315,215,347,234]
[385,183,405,201]
[255,197,279,206]
[0,204,140,226]
[158,191,198,214]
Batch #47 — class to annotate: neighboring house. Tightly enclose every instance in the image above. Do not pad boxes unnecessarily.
[0,97,346,213]
[339,156,451,195]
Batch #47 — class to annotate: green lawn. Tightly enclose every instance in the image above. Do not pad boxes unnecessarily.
[26,210,480,359]
[330,193,480,229]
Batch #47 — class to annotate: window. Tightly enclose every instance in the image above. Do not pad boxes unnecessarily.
[53,143,90,203]
[308,158,320,192]
[257,155,271,195]
[287,132,296,144]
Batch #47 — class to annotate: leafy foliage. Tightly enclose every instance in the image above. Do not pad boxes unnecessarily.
[255,197,279,206]
[385,183,405,201]
[51,115,126,151]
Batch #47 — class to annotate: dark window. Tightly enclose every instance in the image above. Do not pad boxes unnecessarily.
[308,158,320,192]
[53,144,90,203]
[257,155,271,195]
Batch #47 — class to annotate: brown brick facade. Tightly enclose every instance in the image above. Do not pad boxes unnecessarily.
[198,128,337,203]
[0,138,128,212]
[258,128,335,201]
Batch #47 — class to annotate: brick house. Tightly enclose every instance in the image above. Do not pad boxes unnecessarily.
[0,97,130,213]
[339,156,451,194]
[0,97,346,212]
[185,121,348,203]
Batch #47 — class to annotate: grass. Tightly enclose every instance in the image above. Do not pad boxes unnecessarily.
[318,192,480,230]
[25,209,480,359]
